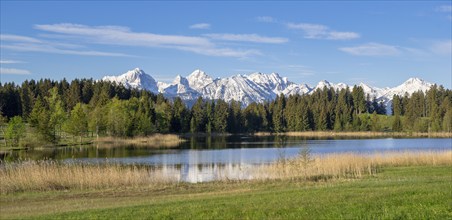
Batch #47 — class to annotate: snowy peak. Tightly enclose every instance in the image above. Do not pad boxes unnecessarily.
[384,77,433,98]
[187,69,214,91]
[403,77,425,85]
[313,80,347,91]
[358,83,387,98]
[102,68,158,93]
[101,68,438,110]
[173,75,189,86]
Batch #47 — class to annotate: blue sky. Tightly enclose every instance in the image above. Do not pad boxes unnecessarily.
[1,1,451,88]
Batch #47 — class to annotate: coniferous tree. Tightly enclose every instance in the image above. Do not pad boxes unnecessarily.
[213,100,229,133]
[191,97,206,132]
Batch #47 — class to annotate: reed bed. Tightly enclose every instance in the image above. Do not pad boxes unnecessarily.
[1,150,450,194]
[95,134,185,148]
[254,150,452,181]
[254,131,452,138]
[0,161,176,194]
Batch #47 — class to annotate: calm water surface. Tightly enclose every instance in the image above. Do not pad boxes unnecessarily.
[2,136,450,182]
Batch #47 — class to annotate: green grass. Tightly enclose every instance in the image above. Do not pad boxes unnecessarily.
[1,166,451,219]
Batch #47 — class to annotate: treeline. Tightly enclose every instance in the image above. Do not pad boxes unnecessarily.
[0,79,451,144]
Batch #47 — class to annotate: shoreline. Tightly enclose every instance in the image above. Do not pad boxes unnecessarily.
[1,131,450,151]
[252,131,452,138]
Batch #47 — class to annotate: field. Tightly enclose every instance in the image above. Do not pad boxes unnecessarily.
[0,166,451,219]
[1,151,451,219]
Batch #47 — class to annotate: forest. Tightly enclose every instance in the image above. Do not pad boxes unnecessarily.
[0,78,451,146]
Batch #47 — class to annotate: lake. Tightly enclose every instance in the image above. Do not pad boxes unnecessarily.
[2,136,450,182]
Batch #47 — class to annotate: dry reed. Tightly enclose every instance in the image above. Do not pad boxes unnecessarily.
[254,131,452,138]
[95,134,185,148]
[0,161,176,194]
[254,150,452,181]
[1,150,450,194]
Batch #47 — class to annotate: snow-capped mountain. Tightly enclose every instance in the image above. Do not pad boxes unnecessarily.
[358,83,388,99]
[201,74,273,104]
[382,77,432,99]
[313,80,348,92]
[159,75,200,100]
[187,69,214,92]
[101,68,437,110]
[102,68,159,94]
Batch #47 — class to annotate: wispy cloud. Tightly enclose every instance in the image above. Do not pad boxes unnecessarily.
[1,34,131,57]
[174,46,261,57]
[1,44,130,57]
[430,40,452,55]
[33,23,259,58]
[0,34,42,43]
[204,33,288,44]
[189,23,211,30]
[35,23,212,47]
[339,43,400,56]
[256,16,276,23]
[436,5,452,12]
[0,68,31,75]
[286,22,360,40]
[0,59,25,64]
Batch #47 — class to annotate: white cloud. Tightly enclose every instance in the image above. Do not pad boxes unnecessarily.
[0,34,42,43]
[1,44,130,57]
[31,23,260,58]
[256,16,275,23]
[35,23,212,47]
[0,68,31,75]
[175,46,261,58]
[430,40,452,55]
[436,5,452,12]
[339,43,400,56]
[204,33,288,44]
[327,32,361,40]
[286,22,360,40]
[189,23,211,29]
[1,34,131,57]
[287,23,328,38]
[0,59,24,64]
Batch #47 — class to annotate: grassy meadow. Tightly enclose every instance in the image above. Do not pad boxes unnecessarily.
[0,165,451,219]
[1,150,451,219]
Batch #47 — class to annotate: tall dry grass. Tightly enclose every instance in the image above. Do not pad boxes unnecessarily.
[1,150,450,194]
[254,150,452,181]
[0,161,176,194]
[254,131,452,138]
[95,134,185,148]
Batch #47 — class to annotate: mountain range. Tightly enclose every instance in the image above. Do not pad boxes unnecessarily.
[102,68,434,113]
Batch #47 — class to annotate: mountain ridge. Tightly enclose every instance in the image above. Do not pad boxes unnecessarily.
[101,68,434,109]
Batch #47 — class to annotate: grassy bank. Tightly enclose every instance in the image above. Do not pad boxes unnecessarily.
[1,150,451,194]
[1,165,451,219]
[94,134,185,148]
[255,131,452,138]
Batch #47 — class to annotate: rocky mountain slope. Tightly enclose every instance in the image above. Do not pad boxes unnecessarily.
[102,68,434,110]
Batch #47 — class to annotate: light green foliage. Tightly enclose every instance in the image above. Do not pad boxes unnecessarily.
[154,101,172,133]
[29,97,54,142]
[392,114,403,132]
[64,103,88,142]
[5,116,25,147]
[442,108,452,132]
[371,111,381,131]
[106,98,133,136]
[47,87,67,139]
